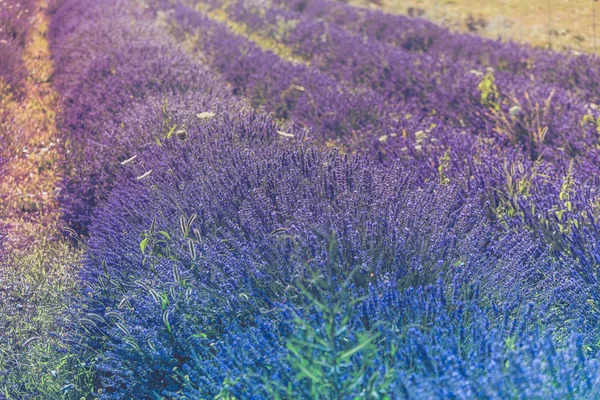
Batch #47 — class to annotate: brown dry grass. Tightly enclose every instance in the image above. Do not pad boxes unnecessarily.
[0,3,92,397]
[0,0,62,252]
[350,0,600,55]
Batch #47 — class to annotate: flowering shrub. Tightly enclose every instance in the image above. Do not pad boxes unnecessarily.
[160,1,600,270]
[170,281,600,399]
[223,0,600,168]
[75,128,599,395]
[50,0,261,233]
[38,0,600,397]
[271,0,600,102]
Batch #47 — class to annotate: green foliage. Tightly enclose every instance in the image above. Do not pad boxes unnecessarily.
[580,104,600,136]
[0,235,94,399]
[159,98,181,144]
[493,159,544,225]
[437,149,451,185]
[285,236,394,399]
[477,68,500,111]
[139,217,174,266]
[553,159,578,233]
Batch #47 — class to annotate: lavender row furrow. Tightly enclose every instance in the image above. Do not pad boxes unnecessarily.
[224,0,600,170]
[49,0,281,234]
[173,2,416,142]
[33,0,600,397]
[159,2,600,288]
[218,0,494,132]
[271,0,600,101]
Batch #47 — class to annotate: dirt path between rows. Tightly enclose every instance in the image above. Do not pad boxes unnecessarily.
[1,0,62,252]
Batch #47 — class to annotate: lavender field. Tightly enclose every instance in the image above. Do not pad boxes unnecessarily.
[2,0,600,398]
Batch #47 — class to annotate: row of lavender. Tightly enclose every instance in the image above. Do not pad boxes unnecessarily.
[218,0,600,260]
[154,0,600,366]
[272,0,600,102]
[163,1,527,184]
[200,0,600,342]
[222,0,600,168]
[47,0,293,395]
[161,2,600,267]
[41,0,600,398]
[49,0,268,232]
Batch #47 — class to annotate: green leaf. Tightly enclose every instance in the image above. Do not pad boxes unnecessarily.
[335,325,348,337]
[166,123,178,139]
[313,359,334,370]
[163,310,172,333]
[286,342,302,359]
[140,237,149,255]
[296,363,322,383]
[101,260,109,278]
[565,201,572,212]
[157,231,171,240]
[340,334,379,360]
[290,338,329,352]
[159,292,169,309]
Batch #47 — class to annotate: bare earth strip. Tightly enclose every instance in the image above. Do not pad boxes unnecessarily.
[0,0,62,250]
[0,0,89,397]
[350,0,600,55]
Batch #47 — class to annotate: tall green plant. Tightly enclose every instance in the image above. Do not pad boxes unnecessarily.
[285,234,394,399]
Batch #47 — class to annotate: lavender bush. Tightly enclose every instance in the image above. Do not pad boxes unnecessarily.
[221,0,600,168]
[74,128,600,396]
[169,281,600,399]
[159,1,600,263]
[49,0,268,233]
[25,0,600,397]
[270,0,600,102]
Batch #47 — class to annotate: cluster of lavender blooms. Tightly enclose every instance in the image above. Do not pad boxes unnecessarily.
[49,0,267,233]
[162,2,600,271]
[81,129,600,397]
[44,0,600,397]
[169,284,600,398]
[271,0,600,101]
[220,0,600,165]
